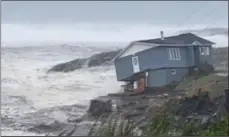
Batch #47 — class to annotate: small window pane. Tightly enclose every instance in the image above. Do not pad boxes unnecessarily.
[168,48,181,60]
[133,57,138,65]
[199,47,210,55]
[171,69,176,75]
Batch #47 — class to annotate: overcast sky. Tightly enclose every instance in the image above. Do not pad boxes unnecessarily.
[1,1,228,47]
[2,1,228,25]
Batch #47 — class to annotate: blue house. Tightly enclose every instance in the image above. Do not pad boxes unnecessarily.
[113,32,215,90]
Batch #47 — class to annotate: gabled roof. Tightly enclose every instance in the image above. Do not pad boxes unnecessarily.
[113,33,215,60]
[136,33,215,45]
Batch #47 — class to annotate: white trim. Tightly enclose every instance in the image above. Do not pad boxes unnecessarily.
[168,48,181,60]
[199,47,210,55]
[113,42,159,60]
[119,43,156,58]
[135,42,159,47]
[132,56,140,73]
[191,41,202,45]
[113,40,214,61]
[112,42,135,61]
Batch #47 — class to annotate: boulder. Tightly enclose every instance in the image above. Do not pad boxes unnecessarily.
[48,58,88,72]
[48,49,121,73]
[57,123,92,136]
[87,50,121,67]
[28,120,66,134]
[88,97,113,117]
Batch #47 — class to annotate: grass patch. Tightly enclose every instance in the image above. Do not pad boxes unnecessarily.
[199,116,229,136]
[175,74,228,100]
[88,114,141,136]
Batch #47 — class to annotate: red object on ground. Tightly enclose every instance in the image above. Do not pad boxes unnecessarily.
[135,87,144,93]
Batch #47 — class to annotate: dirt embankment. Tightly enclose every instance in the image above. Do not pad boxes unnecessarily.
[56,73,228,136]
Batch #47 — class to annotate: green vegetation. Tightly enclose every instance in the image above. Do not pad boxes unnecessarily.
[88,108,228,136]
[176,74,228,100]
[143,102,228,136]
[199,116,229,136]
[87,74,228,136]
[88,114,140,136]
[57,73,228,136]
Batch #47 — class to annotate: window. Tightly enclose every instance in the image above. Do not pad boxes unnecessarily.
[199,47,210,55]
[169,48,181,60]
[192,41,201,45]
[132,56,139,65]
[132,56,140,73]
[171,69,176,75]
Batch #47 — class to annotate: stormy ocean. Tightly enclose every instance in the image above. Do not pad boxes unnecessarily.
[1,23,228,136]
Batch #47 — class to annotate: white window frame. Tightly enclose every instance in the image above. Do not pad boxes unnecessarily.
[132,56,140,73]
[192,41,201,45]
[171,69,176,75]
[132,56,139,66]
[199,47,210,55]
[168,48,181,60]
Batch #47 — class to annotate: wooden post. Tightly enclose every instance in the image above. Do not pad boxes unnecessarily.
[145,72,148,88]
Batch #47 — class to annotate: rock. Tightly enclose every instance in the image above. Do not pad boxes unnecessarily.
[28,120,66,133]
[124,111,143,119]
[87,50,121,67]
[48,58,88,72]
[48,49,121,73]
[57,123,92,136]
[168,88,229,132]
[201,115,210,125]
[88,97,113,117]
[163,93,169,97]
[69,123,92,136]
[68,116,83,123]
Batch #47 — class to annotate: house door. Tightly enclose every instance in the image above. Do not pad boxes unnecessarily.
[132,56,140,73]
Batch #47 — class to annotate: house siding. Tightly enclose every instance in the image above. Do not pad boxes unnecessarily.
[198,45,213,65]
[165,68,189,85]
[187,46,195,66]
[191,45,213,67]
[119,42,155,58]
[114,44,213,82]
[146,68,189,87]
[115,46,189,81]
[147,69,166,87]
[138,46,189,70]
[114,55,133,81]
[178,45,213,67]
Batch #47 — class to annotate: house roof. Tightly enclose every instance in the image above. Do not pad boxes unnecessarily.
[113,33,215,60]
[136,33,215,45]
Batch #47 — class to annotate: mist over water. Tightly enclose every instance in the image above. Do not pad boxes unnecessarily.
[1,45,122,135]
[1,23,228,135]
[2,23,228,47]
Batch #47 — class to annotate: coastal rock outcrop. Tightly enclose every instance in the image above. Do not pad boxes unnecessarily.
[48,49,121,73]
[88,96,113,117]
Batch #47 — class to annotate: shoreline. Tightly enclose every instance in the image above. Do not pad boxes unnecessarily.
[2,73,228,136]
[56,73,228,136]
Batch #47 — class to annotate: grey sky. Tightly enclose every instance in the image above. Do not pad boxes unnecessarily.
[2,1,228,25]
